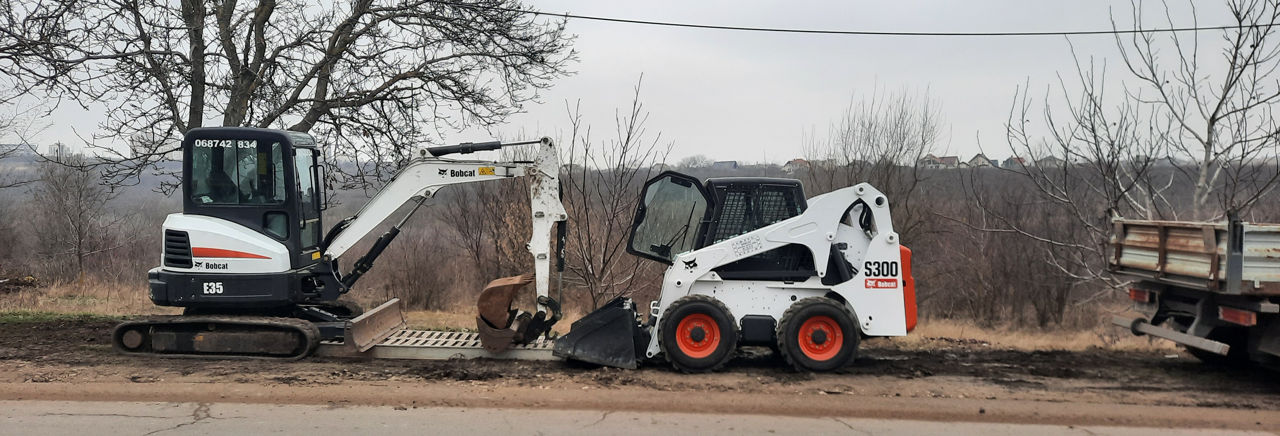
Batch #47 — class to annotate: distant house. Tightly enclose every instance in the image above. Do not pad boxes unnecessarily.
[1001,157,1027,169]
[964,154,996,168]
[649,162,671,173]
[782,158,810,174]
[1035,156,1066,168]
[918,154,960,169]
[46,143,69,157]
[711,161,739,170]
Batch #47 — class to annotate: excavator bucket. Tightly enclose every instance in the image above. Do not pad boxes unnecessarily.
[553,297,649,369]
[345,298,406,352]
[476,274,560,353]
[477,274,533,329]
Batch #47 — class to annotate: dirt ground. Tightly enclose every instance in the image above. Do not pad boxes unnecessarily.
[0,317,1277,430]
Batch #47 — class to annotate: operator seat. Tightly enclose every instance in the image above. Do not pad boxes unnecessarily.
[207,168,238,203]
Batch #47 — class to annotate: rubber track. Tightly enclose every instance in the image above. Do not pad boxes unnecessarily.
[112,315,321,361]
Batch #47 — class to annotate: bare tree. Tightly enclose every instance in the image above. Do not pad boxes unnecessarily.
[802,86,943,242]
[0,106,42,189]
[1117,0,1280,218]
[988,0,1280,291]
[439,167,535,285]
[29,149,123,281]
[0,0,575,191]
[0,127,18,191]
[676,154,712,169]
[561,79,671,309]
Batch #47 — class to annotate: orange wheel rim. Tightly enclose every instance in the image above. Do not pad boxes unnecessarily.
[675,313,720,359]
[798,315,843,361]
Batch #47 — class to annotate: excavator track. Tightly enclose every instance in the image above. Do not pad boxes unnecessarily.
[112,316,321,360]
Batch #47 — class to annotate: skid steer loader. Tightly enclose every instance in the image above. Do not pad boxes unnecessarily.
[554,172,916,372]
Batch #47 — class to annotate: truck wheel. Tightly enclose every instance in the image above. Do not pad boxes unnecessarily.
[777,297,858,372]
[660,295,738,373]
[1188,327,1250,366]
[1169,317,1250,366]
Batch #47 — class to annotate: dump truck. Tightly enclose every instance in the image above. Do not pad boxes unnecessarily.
[1110,216,1280,367]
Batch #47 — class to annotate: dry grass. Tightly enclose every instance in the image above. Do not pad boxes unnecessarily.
[0,281,178,317]
[0,282,583,334]
[884,316,1178,352]
[0,283,1178,354]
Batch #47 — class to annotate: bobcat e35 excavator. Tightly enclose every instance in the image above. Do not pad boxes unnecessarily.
[113,127,568,359]
[114,126,916,372]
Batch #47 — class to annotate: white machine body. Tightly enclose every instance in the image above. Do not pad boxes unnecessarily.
[643,183,915,359]
[160,214,292,274]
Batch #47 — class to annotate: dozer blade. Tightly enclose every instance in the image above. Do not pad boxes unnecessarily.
[553,297,649,369]
[346,298,406,352]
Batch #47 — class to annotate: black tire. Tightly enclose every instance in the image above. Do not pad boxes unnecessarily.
[1187,328,1251,366]
[777,297,859,372]
[1168,317,1250,366]
[660,295,738,373]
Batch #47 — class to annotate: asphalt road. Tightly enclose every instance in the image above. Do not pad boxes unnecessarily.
[0,401,1272,436]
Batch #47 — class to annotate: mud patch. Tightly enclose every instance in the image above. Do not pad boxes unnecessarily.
[0,317,1278,415]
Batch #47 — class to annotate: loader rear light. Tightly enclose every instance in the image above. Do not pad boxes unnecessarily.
[1128,288,1152,303]
[1218,306,1257,327]
[900,245,916,332]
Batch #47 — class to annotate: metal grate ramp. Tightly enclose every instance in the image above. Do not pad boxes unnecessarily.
[315,329,558,361]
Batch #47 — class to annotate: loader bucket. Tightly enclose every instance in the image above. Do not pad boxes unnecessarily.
[553,297,650,369]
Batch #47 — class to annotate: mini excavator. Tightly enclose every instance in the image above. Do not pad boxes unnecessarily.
[113,127,566,359]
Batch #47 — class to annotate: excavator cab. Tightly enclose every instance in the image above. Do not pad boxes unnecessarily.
[182,127,325,272]
[151,127,338,312]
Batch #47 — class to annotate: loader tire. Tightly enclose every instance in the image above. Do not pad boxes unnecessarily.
[778,297,858,372]
[660,295,738,373]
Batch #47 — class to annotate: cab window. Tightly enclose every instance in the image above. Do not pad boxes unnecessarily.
[189,139,285,205]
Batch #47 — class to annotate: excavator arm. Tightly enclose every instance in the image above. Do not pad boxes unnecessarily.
[320,137,566,351]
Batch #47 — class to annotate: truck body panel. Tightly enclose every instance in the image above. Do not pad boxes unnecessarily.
[1110,218,1280,368]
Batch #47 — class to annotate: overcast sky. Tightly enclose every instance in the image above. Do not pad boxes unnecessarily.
[24,0,1229,165]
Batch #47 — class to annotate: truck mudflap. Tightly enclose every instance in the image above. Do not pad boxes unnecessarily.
[553,297,650,369]
[1112,315,1230,355]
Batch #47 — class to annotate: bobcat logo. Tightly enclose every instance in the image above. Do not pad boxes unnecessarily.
[193,261,203,268]
[437,169,448,176]
[682,259,697,270]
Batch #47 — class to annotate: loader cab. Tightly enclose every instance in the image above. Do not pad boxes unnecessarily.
[627,172,821,281]
[182,127,325,269]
